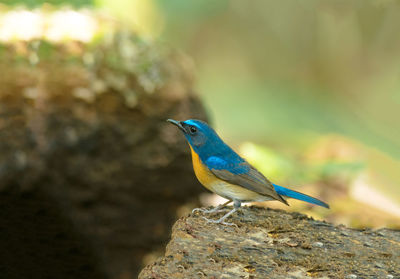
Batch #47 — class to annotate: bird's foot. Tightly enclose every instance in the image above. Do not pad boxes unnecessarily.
[191,200,233,215]
[192,207,229,214]
[193,200,239,227]
[202,217,238,227]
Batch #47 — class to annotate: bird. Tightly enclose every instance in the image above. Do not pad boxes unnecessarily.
[167,119,329,225]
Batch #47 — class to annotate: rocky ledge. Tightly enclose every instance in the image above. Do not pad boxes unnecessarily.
[139,206,399,279]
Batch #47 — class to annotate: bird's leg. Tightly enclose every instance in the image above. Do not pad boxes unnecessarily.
[192,200,232,214]
[203,200,241,226]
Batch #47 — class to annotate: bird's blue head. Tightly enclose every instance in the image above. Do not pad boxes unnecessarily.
[167,119,228,158]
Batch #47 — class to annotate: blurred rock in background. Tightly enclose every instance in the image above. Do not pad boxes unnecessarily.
[0,7,207,279]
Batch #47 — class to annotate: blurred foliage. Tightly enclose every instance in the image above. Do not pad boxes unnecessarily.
[239,140,364,187]
[155,0,400,159]
[0,0,92,8]
[95,0,163,38]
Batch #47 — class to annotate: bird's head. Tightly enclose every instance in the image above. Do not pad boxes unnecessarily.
[167,119,222,153]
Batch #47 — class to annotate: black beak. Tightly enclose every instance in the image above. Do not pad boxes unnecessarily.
[167,119,185,132]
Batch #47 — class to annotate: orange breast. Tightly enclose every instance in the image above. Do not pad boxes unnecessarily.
[189,146,219,191]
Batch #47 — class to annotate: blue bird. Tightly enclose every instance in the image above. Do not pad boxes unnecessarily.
[167,119,329,225]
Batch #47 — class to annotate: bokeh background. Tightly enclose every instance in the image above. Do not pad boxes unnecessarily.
[2,0,400,227]
[0,0,400,278]
[0,0,400,279]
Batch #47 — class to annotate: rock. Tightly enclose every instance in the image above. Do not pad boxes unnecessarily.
[139,206,400,279]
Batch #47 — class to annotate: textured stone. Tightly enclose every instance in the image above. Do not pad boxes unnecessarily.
[139,206,400,279]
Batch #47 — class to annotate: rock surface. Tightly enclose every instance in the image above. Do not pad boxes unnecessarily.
[139,206,400,279]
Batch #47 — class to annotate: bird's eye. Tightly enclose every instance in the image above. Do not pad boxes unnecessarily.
[189,126,197,134]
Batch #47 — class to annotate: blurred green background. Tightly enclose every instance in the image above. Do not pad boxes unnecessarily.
[2,0,399,228]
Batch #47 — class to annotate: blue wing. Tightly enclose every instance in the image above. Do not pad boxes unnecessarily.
[205,156,329,208]
[274,184,329,208]
[206,156,288,205]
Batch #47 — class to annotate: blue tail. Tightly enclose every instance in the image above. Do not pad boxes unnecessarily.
[273,184,329,209]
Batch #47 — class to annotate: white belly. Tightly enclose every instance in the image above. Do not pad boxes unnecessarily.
[209,180,274,203]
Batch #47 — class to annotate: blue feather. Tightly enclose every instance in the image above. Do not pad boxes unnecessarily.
[274,184,329,209]
[206,156,249,174]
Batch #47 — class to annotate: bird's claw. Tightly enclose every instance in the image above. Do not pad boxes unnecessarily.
[192,207,206,214]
